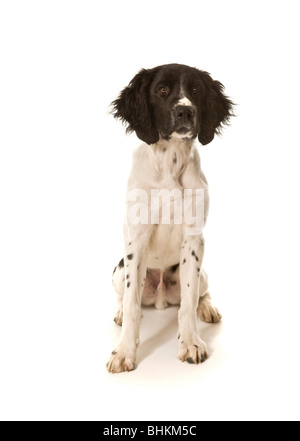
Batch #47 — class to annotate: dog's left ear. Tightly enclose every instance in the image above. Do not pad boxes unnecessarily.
[198,75,235,146]
[111,68,159,145]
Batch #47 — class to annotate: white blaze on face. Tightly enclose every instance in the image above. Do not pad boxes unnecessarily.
[178,96,192,106]
[172,90,195,139]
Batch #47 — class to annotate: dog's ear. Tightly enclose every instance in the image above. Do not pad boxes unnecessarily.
[198,75,234,146]
[111,68,159,145]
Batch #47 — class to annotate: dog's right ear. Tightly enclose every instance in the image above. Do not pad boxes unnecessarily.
[111,69,159,145]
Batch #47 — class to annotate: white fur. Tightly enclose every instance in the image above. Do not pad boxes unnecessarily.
[107,137,221,373]
[171,131,194,139]
[178,96,192,106]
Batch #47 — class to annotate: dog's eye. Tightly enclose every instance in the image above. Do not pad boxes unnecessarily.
[192,87,200,95]
[158,86,170,97]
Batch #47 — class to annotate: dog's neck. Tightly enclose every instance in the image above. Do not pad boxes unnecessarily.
[151,137,195,180]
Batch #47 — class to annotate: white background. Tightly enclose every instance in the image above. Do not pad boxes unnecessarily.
[1,0,300,421]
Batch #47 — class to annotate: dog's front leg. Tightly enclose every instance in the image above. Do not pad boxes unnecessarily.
[178,234,208,364]
[107,239,148,373]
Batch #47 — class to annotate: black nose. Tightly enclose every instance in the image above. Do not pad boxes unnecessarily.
[174,105,194,125]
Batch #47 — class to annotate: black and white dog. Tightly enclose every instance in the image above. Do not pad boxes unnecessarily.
[107,64,234,373]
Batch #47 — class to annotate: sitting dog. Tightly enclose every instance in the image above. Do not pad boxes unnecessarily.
[107,63,234,373]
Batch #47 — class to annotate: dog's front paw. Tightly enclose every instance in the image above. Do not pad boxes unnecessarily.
[178,336,208,364]
[106,348,136,373]
[198,294,222,323]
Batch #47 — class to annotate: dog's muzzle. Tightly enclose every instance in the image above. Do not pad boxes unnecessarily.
[174,105,196,133]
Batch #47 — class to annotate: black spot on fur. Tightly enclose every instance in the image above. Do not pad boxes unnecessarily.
[112,350,117,355]
[127,282,131,288]
[178,334,180,339]
[187,283,190,287]
[163,147,167,152]
[112,266,117,275]
[127,253,133,260]
[173,154,177,164]
[170,263,179,273]
[197,267,200,272]
[191,250,199,262]
[170,281,177,286]
[182,258,186,264]
[118,258,124,268]
[126,274,129,279]
[128,242,132,246]
[194,345,198,348]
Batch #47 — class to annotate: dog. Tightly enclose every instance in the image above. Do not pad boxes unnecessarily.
[107,63,234,373]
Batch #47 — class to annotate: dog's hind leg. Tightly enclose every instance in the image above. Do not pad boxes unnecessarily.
[197,269,222,323]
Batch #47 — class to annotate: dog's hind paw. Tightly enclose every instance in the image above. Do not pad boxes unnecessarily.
[113,309,123,326]
[197,294,222,323]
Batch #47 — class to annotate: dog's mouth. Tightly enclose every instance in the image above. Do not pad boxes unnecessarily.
[176,127,190,134]
[160,125,197,141]
[171,126,196,140]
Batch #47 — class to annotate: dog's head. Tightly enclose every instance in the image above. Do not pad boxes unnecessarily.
[111,63,234,146]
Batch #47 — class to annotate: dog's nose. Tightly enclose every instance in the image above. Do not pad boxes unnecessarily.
[174,105,194,124]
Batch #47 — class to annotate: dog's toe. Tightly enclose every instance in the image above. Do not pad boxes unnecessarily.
[113,309,123,326]
[107,349,136,374]
[178,337,208,365]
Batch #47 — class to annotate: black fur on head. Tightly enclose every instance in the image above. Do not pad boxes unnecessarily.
[111,64,234,146]
[111,67,160,145]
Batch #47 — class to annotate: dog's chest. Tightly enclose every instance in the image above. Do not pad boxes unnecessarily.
[146,143,190,270]
[147,222,183,270]
[152,141,191,181]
